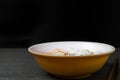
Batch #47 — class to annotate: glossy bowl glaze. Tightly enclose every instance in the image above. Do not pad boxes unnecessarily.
[28,41,115,79]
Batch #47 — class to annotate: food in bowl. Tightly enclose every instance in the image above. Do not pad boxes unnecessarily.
[47,48,96,56]
[28,41,115,79]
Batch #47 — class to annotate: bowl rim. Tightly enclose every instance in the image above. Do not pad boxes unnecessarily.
[28,41,115,58]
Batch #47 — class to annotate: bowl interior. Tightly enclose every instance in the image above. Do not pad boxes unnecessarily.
[28,41,115,55]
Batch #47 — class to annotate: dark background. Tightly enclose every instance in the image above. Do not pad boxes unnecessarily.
[0,0,119,48]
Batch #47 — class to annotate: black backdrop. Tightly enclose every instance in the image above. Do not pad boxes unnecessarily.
[0,0,119,48]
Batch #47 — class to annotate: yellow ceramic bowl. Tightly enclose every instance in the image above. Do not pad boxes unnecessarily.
[28,41,115,79]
